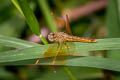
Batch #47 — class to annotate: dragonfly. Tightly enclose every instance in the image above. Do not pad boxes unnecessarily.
[35,14,96,65]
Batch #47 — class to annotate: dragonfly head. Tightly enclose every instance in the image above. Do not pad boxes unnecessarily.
[48,32,56,42]
[48,32,68,42]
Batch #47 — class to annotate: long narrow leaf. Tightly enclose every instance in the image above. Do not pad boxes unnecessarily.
[0,38,120,63]
[1,53,120,72]
[106,0,120,38]
[106,0,120,59]
[17,0,48,44]
[0,35,40,48]
[38,0,58,32]
[17,0,40,35]
[11,0,24,16]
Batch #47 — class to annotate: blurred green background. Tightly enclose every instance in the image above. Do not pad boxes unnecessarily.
[0,0,120,80]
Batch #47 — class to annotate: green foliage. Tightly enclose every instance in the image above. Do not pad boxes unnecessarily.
[106,0,120,38]
[18,0,40,36]
[12,0,48,44]
[0,35,40,48]
[0,0,120,80]
[0,35,120,72]
[38,0,58,32]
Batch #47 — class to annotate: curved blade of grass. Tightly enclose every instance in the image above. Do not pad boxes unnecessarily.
[117,0,120,25]
[106,0,120,38]
[0,35,40,49]
[40,56,120,72]
[11,0,24,16]
[0,38,120,72]
[1,54,120,72]
[106,0,120,60]
[0,38,120,62]
[16,0,48,44]
[38,0,58,32]
[74,38,120,52]
[0,45,48,63]
[18,0,40,35]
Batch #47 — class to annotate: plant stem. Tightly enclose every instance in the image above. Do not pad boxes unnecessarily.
[38,0,58,32]
[63,67,76,80]
[38,34,48,44]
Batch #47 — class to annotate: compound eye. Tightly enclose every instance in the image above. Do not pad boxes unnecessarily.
[49,32,54,35]
[48,32,55,42]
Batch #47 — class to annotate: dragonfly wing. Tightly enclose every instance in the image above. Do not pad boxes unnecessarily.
[56,42,75,64]
[65,42,75,55]
[44,43,58,58]
[44,42,75,64]
[55,42,68,64]
[65,15,72,35]
[35,43,58,64]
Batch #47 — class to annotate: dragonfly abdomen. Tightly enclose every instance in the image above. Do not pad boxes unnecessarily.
[66,36,96,43]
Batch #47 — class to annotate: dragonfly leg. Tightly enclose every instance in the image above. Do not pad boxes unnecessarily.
[64,43,71,56]
[35,58,40,64]
[35,56,43,64]
[52,42,62,65]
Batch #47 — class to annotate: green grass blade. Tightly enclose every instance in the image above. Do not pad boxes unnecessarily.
[11,0,24,16]
[117,0,120,23]
[74,38,120,52]
[0,45,48,63]
[16,0,48,44]
[63,57,120,72]
[18,0,40,35]
[39,56,120,72]
[1,54,120,72]
[1,38,120,71]
[106,0,120,38]
[38,0,58,32]
[0,38,120,62]
[106,0,120,59]
[0,35,40,49]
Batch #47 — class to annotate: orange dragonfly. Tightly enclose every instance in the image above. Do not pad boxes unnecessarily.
[35,14,96,65]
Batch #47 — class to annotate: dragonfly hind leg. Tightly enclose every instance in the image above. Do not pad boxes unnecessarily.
[35,56,42,64]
